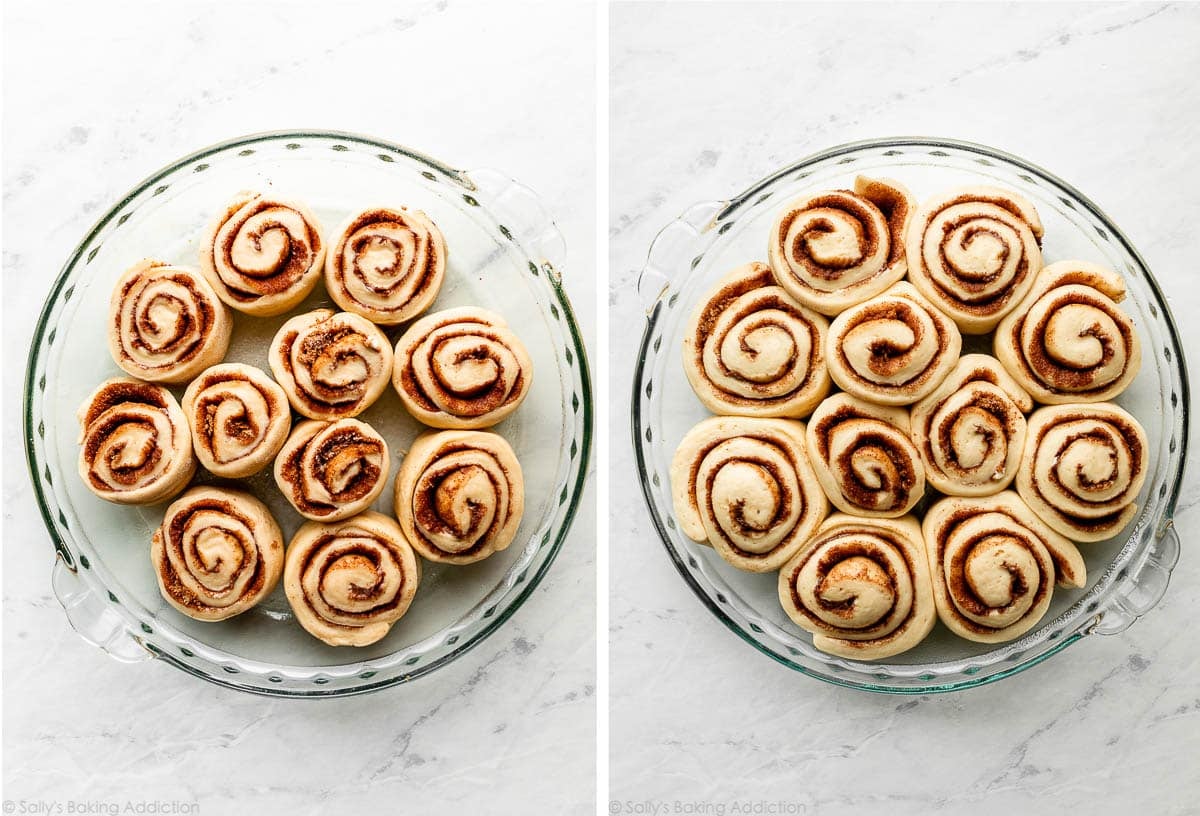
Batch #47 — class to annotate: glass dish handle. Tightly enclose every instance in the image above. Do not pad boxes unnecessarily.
[460,167,567,280]
[636,200,728,313]
[1090,521,1181,635]
[52,556,153,663]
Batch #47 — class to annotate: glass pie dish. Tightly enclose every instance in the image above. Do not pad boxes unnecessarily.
[24,130,592,697]
[632,137,1187,693]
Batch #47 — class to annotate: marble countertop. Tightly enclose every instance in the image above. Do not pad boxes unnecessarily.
[2,2,595,814]
[609,3,1200,813]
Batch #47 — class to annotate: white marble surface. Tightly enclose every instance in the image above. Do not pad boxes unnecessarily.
[2,2,595,814]
[610,3,1200,814]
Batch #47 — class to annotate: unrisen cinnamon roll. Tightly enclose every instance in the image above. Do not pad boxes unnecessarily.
[200,191,325,316]
[107,259,231,384]
[922,491,1086,643]
[275,418,390,522]
[77,378,195,505]
[778,514,936,660]
[670,416,828,573]
[910,354,1032,497]
[325,207,447,324]
[767,176,915,315]
[284,511,421,647]
[394,430,524,565]
[1016,403,1147,542]
[806,393,925,518]
[392,307,533,429]
[182,363,291,478]
[826,282,961,406]
[682,262,830,417]
[151,486,284,621]
[269,309,392,420]
[994,261,1141,404]
[905,185,1044,333]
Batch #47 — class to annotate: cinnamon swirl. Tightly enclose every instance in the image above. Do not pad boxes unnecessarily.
[778,514,936,660]
[682,262,830,417]
[151,486,284,621]
[274,418,391,522]
[1016,403,1148,542]
[182,363,291,478]
[905,185,1044,333]
[670,416,828,573]
[107,259,231,384]
[394,430,524,565]
[767,176,915,315]
[923,491,1086,643]
[994,261,1141,403]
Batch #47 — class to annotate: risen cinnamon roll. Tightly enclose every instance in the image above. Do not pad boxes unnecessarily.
[182,363,291,478]
[670,416,828,573]
[274,419,390,522]
[767,176,915,315]
[284,511,421,647]
[151,486,284,621]
[905,185,1044,333]
[994,261,1141,404]
[77,378,195,505]
[826,282,961,406]
[269,309,392,420]
[682,262,830,418]
[922,491,1086,643]
[778,514,936,660]
[394,430,524,565]
[325,207,446,324]
[200,191,325,316]
[392,307,533,429]
[806,393,925,518]
[910,354,1032,497]
[1016,403,1147,542]
[107,259,231,384]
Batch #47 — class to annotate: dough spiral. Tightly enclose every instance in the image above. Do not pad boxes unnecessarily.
[994,261,1141,403]
[922,491,1086,643]
[182,363,291,478]
[682,262,830,417]
[325,207,447,324]
[151,486,284,621]
[274,418,391,522]
[107,259,231,384]
[1016,403,1148,542]
[905,185,1044,333]
[777,514,936,660]
[394,430,525,565]
[805,393,925,518]
[670,416,828,573]
[767,176,915,315]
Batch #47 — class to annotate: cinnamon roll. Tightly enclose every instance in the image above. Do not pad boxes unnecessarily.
[325,207,447,324]
[777,514,936,660]
[151,486,284,621]
[682,262,831,418]
[394,430,524,565]
[274,419,390,522]
[826,282,961,406]
[905,185,1044,333]
[269,309,392,420]
[670,416,828,573]
[392,307,533,429]
[284,511,421,647]
[910,354,1032,497]
[806,393,925,518]
[107,259,231,384]
[1016,403,1148,542]
[767,176,915,315]
[994,261,1141,404]
[77,378,195,505]
[922,491,1086,643]
[200,191,325,316]
[182,364,291,478]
